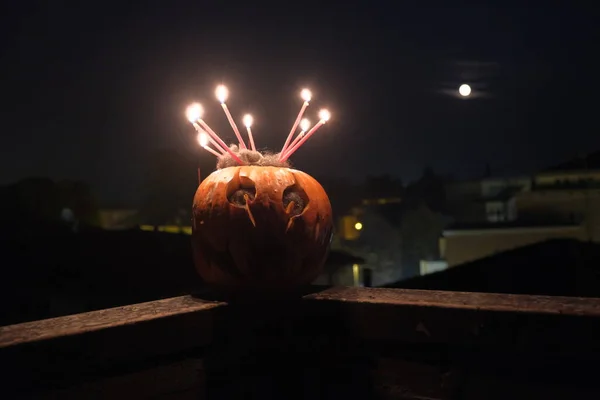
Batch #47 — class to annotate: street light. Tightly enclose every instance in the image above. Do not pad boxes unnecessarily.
[354,222,363,231]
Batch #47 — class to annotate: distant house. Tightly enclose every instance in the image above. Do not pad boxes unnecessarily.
[439,152,600,269]
[441,221,584,267]
[333,203,404,286]
[445,175,531,223]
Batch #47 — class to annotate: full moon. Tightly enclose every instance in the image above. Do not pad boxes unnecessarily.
[459,84,471,97]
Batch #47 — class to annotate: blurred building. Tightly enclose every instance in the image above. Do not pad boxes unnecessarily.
[0,178,101,236]
[313,251,367,286]
[98,207,193,234]
[333,197,404,286]
[442,221,584,267]
[445,175,531,223]
[440,153,600,268]
[98,209,139,230]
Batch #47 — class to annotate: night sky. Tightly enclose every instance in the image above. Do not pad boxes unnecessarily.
[1,2,599,205]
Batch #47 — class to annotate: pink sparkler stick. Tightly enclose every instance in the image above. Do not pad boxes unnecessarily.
[197,119,245,165]
[202,145,222,157]
[280,89,312,157]
[187,103,242,163]
[280,110,330,162]
[246,126,256,151]
[283,131,304,158]
[185,103,244,165]
[193,123,227,154]
[216,85,247,149]
[243,114,256,151]
[197,132,224,158]
[205,129,227,154]
[280,118,310,159]
[222,103,247,149]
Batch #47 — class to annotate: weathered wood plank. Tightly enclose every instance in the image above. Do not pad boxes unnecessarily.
[306,286,600,316]
[0,295,225,348]
[305,287,600,357]
[0,295,225,396]
[3,287,598,350]
[303,287,600,399]
[2,287,600,399]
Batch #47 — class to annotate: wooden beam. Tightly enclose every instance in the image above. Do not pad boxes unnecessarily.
[2,287,600,399]
[0,295,225,348]
[305,286,600,316]
[304,287,600,353]
[0,295,225,395]
[4,287,598,350]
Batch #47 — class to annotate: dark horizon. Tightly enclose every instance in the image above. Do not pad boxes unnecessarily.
[2,2,599,205]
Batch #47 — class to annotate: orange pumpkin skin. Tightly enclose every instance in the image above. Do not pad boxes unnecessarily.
[192,166,333,292]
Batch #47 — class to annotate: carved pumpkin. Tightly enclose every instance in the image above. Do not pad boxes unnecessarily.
[192,166,333,292]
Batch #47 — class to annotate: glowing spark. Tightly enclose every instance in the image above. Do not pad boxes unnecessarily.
[301,88,312,102]
[215,85,229,103]
[243,114,253,128]
[197,132,222,157]
[186,103,203,122]
[300,118,310,132]
[198,132,208,147]
[318,109,331,122]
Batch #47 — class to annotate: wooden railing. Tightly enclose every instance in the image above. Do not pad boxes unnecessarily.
[2,287,600,399]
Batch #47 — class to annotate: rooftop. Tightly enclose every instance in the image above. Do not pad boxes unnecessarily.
[390,239,600,297]
[444,220,580,232]
[543,150,600,172]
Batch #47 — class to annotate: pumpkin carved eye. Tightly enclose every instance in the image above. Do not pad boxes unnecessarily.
[283,184,309,216]
[226,175,256,207]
